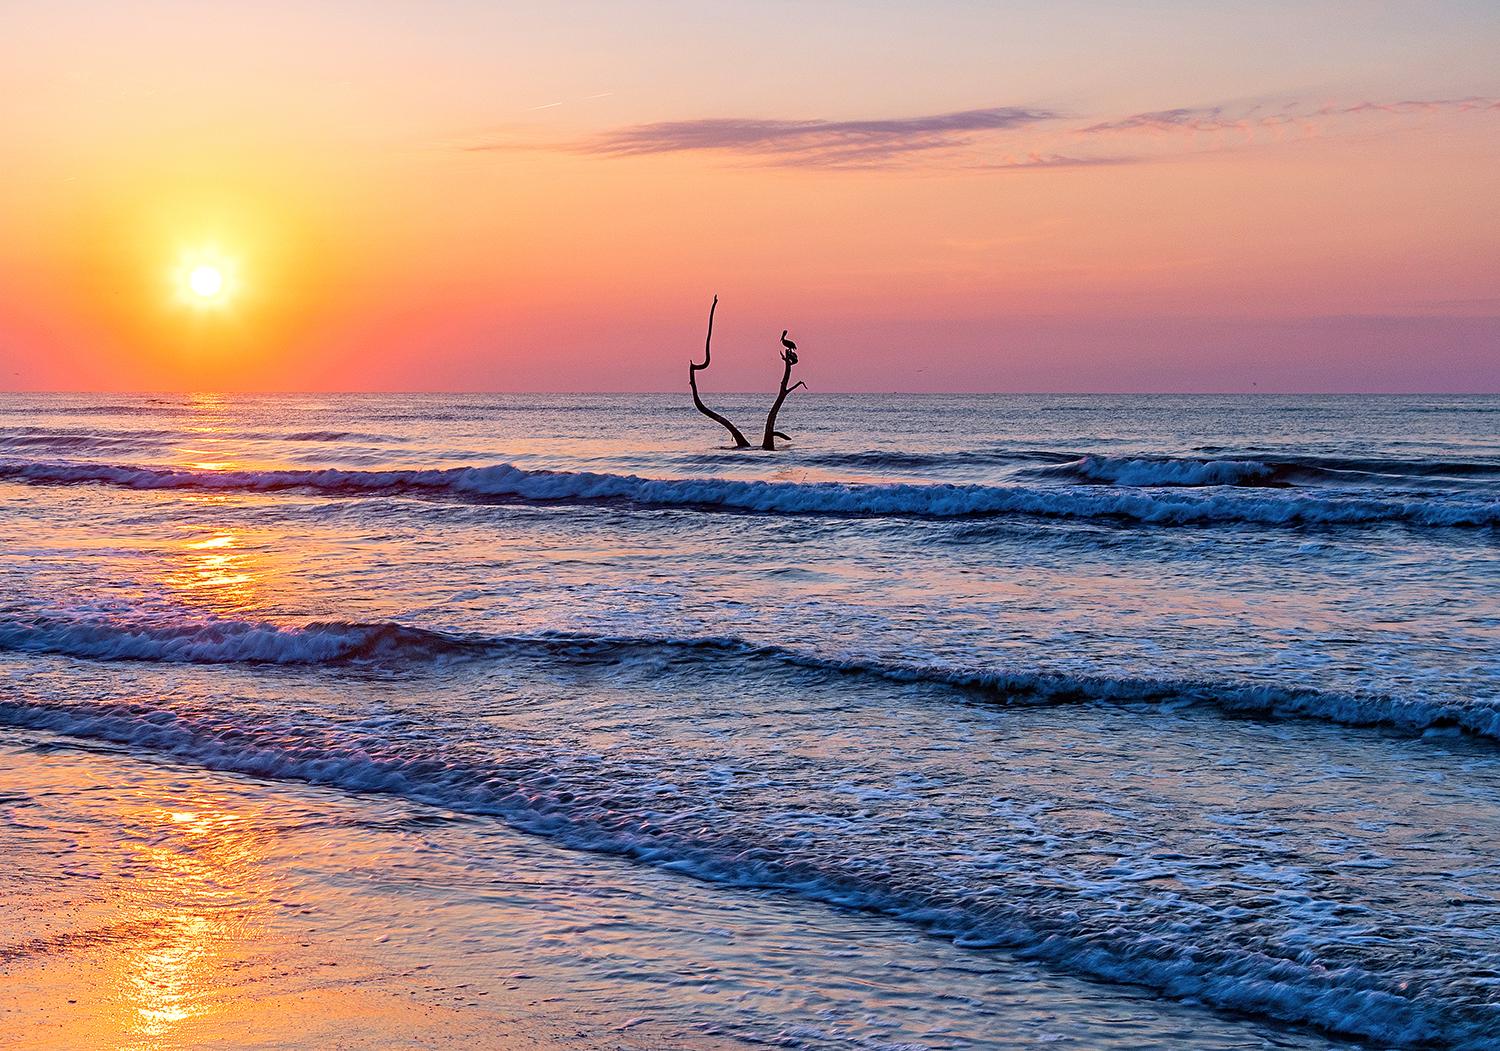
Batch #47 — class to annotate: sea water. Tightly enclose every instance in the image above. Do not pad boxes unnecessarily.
[1,392,1497,1048]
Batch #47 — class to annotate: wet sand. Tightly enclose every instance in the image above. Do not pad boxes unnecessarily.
[0,733,680,1050]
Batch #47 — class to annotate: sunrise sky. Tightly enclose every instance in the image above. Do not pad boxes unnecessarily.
[3,0,1497,392]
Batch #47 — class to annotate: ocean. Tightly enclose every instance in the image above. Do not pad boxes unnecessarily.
[2,391,1498,1049]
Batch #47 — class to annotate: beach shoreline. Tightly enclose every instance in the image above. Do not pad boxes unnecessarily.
[3,727,1367,1050]
[1,734,619,1050]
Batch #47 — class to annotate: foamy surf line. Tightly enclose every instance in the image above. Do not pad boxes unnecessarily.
[0,693,1481,1048]
[2,458,1497,527]
[5,613,1497,744]
[1026,453,1500,488]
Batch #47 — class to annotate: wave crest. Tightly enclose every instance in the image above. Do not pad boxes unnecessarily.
[1036,454,1282,487]
[5,612,1496,743]
[0,614,481,665]
[2,458,1496,528]
[1036,451,1500,489]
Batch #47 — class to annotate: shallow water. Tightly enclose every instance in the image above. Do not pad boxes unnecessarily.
[5,732,1353,1050]
[2,392,1498,1048]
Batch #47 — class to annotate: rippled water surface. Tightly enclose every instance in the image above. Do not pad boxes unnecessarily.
[2,392,1498,1048]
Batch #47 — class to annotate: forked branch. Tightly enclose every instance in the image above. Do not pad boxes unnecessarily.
[760,349,805,451]
[686,296,804,451]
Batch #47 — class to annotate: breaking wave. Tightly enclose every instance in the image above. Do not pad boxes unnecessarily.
[2,458,1496,527]
[5,612,1496,743]
[0,613,482,665]
[1031,452,1500,489]
[1034,455,1282,487]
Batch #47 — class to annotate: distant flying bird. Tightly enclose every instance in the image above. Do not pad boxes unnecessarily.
[781,330,798,364]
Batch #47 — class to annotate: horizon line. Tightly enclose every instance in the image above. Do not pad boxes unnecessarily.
[4,389,1497,398]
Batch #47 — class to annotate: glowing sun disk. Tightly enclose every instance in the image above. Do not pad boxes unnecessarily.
[173,249,239,310]
[189,265,223,298]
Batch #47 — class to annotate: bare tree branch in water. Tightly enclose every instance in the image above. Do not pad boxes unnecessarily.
[688,295,751,448]
[687,296,805,450]
[760,334,805,450]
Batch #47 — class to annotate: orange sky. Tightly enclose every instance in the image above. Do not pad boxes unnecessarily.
[2,1,1498,391]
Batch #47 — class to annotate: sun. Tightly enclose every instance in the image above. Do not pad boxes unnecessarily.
[173,249,239,309]
[188,265,224,299]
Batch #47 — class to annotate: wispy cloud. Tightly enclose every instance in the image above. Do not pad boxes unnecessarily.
[468,106,1057,166]
[528,91,615,112]
[464,94,1499,172]
[1081,96,1500,135]
[1079,106,1245,134]
[1340,96,1500,115]
[970,153,1135,171]
[785,150,1134,174]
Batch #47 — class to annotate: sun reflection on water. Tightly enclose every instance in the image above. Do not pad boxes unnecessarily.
[163,530,261,613]
[114,802,269,1047]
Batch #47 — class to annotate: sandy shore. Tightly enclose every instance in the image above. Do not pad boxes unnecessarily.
[0,733,708,1050]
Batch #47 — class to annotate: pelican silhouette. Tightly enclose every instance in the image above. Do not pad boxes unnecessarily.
[780,330,798,364]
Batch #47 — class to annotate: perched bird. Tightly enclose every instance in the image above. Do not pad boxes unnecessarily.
[781,330,798,364]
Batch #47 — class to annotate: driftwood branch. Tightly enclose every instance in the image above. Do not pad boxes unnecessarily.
[688,295,751,448]
[686,296,805,451]
[761,349,805,450]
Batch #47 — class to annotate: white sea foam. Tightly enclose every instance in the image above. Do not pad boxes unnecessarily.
[1039,454,1280,487]
[2,458,1496,527]
[5,612,1497,743]
[0,613,474,664]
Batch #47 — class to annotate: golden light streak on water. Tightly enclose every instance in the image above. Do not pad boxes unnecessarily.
[105,801,270,1048]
